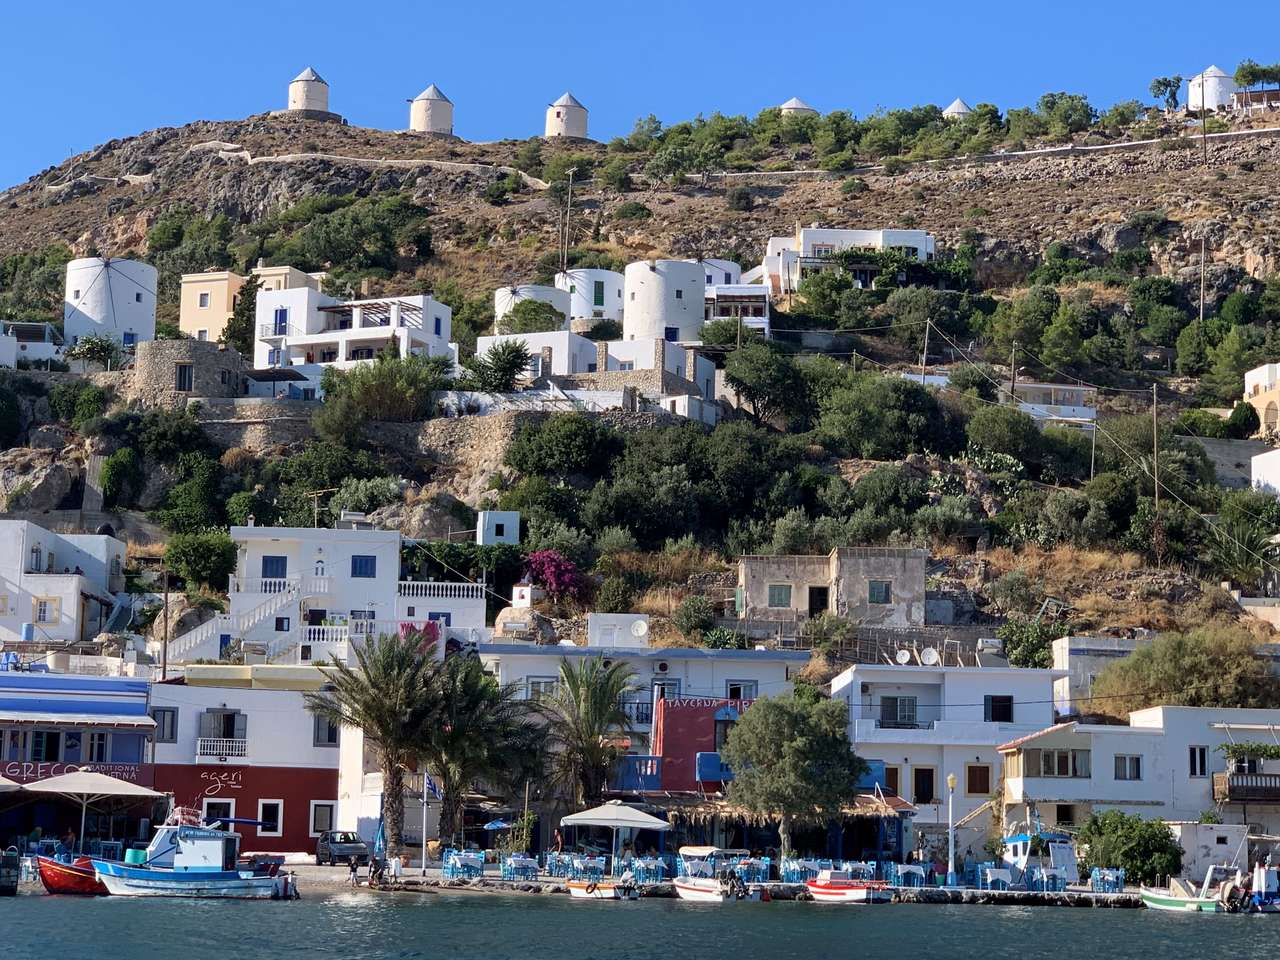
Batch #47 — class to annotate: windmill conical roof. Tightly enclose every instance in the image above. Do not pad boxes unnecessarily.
[943,97,973,116]
[292,67,326,84]
[1200,65,1228,77]
[551,92,584,108]
[414,84,451,103]
[780,96,815,111]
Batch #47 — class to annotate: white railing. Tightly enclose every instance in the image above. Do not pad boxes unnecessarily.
[258,323,291,338]
[397,581,485,599]
[168,580,301,660]
[195,738,248,759]
[231,576,295,594]
[303,625,349,643]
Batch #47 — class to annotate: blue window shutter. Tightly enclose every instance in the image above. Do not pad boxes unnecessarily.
[351,555,377,578]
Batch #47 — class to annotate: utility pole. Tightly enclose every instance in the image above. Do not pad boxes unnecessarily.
[1199,236,1207,326]
[562,167,577,273]
[1202,101,1209,167]
[1152,384,1160,514]
[161,564,169,681]
[1008,341,1018,404]
[920,320,930,384]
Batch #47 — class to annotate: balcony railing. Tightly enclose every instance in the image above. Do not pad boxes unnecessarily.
[195,738,248,760]
[695,751,734,783]
[230,575,332,595]
[303,625,349,643]
[610,755,662,792]
[620,700,653,725]
[258,323,291,339]
[1213,772,1280,803]
[397,581,485,599]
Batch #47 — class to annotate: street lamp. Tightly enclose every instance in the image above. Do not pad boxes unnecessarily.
[946,772,958,887]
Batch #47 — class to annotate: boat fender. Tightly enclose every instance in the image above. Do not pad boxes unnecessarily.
[760,887,772,902]
[585,882,598,895]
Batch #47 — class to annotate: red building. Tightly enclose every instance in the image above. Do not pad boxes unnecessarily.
[651,697,752,793]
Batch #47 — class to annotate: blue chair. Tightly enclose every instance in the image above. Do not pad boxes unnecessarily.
[442,848,464,880]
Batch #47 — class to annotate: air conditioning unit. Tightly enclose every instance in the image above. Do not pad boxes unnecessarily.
[655,661,670,674]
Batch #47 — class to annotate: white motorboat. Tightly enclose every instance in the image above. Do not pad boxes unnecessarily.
[805,869,892,904]
[566,875,639,900]
[674,847,767,902]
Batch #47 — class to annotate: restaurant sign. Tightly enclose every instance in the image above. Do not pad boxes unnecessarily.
[2,761,156,786]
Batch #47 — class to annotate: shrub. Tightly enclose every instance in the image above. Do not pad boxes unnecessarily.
[1227,402,1260,439]
[320,353,453,422]
[880,156,908,175]
[506,414,621,480]
[966,405,1042,464]
[583,319,622,341]
[840,177,868,196]
[672,595,715,639]
[527,518,594,567]
[165,531,236,591]
[595,525,638,556]
[496,298,565,335]
[595,576,634,614]
[990,569,1041,615]
[703,627,748,650]
[1076,812,1182,886]
[100,447,143,508]
[329,476,400,516]
[614,201,652,221]
[225,489,276,527]
[996,617,1059,668]
[726,187,754,211]
[524,549,585,602]
[49,382,107,427]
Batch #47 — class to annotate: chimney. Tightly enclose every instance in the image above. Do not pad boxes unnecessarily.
[595,340,609,372]
[359,277,372,297]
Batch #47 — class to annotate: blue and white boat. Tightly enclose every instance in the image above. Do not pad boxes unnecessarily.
[92,822,297,899]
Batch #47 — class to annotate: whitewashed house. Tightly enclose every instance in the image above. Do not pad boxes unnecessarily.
[832,661,1063,852]
[1000,706,1280,836]
[160,524,487,665]
[253,289,457,398]
[0,520,125,647]
[756,226,937,296]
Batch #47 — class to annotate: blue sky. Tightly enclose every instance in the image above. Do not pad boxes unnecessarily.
[1,0,1277,189]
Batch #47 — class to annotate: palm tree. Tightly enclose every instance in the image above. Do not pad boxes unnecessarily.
[1209,519,1279,593]
[538,657,638,807]
[416,654,544,843]
[305,633,438,856]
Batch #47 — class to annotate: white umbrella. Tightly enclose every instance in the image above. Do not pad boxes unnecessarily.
[0,774,21,794]
[561,800,670,872]
[23,771,164,854]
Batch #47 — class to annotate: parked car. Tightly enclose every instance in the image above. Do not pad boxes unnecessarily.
[316,831,370,866]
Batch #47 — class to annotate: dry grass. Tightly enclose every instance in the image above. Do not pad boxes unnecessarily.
[985,545,1144,588]
[632,585,689,618]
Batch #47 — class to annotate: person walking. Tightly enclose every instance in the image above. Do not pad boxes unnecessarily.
[348,854,359,887]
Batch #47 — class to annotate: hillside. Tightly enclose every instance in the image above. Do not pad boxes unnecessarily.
[4,112,1280,302]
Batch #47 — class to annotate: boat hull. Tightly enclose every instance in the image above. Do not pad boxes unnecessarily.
[1139,886,1223,912]
[806,880,893,904]
[37,856,108,896]
[566,879,638,900]
[673,878,765,902]
[92,860,294,899]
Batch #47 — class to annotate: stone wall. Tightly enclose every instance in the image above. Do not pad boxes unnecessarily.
[189,397,314,453]
[126,340,245,410]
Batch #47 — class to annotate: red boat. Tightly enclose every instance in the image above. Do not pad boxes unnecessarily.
[36,856,108,896]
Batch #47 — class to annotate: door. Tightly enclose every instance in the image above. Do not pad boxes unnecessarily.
[808,586,829,618]
[912,768,936,805]
[307,609,327,626]
[261,555,287,582]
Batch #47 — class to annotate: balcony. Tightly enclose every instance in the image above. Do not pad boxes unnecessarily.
[195,738,248,762]
[1213,772,1280,803]
[258,323,291,339]
[611,755,662,792]
[619,699,653,726]
[695,751,734,784]
[397,581,485,599]
[230,575,331,596]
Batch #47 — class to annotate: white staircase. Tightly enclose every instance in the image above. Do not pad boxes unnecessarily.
[166,579,303,663]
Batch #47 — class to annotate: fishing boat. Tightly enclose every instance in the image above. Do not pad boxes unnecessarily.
[36,856,108,895]
[565,875,639,900]
[1141,862,1280,913]
[805,868,893,904]
[91,823,297,899]
[673,847,768,902]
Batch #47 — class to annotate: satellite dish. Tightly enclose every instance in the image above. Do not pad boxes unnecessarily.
[921,647,941,666]
[630,619,649,638]
[894,649,911,665]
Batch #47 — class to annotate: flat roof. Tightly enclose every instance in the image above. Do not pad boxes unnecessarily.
[477,644,811,662]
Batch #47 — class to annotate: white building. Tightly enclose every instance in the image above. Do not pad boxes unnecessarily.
[63,257,157,348]
[692,259,742,287]
[150,664,340,853]
[476,330,598,377]
[1188,65,1236,112]
[758,226,937,296]
[832,661,1063,851]
[545,92,588,139]
[0,330,16,369]
[942,98,973,119]
[555,268,624,325]
[1000,706,1280,837]
[160,525,488,665]
[705,284,771,338]
[493,285,570,332]
[287,67,330,113]
[914,371,1097,432]
[585,614,650,647]
[1254,448,1280,495]
[0,520,125,647]
[409,84,453,135]
[478,642,810,752]
[253,289,457,398]
[3,322,62,367]
[778,97,818,117]
[623,260,706,343]
[476,510,520,546]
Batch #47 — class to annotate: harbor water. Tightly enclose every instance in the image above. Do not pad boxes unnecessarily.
[6,891,1279,960]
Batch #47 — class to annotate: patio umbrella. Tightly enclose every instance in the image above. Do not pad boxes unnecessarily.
[0,774,21,794]
[484,819,513,831]
[561,800,670,869]
[22,771,164,854]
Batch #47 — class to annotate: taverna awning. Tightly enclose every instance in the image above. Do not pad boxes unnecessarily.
[22,771,164,802]
[561,800,671,831]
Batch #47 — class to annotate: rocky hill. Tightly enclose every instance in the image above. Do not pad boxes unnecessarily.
[5,112,1280,297]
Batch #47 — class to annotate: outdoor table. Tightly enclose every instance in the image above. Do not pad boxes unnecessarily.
[506,855,538,880]
[896,864,926,886]
[983,867,1013,889]
[453,851,484,876]
[573,856,605,879]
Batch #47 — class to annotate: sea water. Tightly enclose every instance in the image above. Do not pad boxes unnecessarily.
[5,891,1271,959]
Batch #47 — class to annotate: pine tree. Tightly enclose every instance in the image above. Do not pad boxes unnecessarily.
[222,274,260,358]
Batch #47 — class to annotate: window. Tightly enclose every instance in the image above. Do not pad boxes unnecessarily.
[675,289,683,300]
[966,764,992,796]
[652,678,682,700]
[174,363,194,392]
[495,523,506,537]
[1232,755,1261,774]
[267,348,281,366]
[1189,745,1208,778]
[1055,804,1076,826]
[273,307,288,335]
[203,798,235,825]
[274,616,291,632]
[912,767,936,804]
[593,280,605,307]
[726,680,758,701]
[351,555,377,578]
[73,289,80,299]
[257,800,283,837]
[664,326,679,342]
[313,716,339,747]
[1114,754,1143,781]
[434,316,442,336]
[198,292,210,308]
[868,580,892,604]
[1037,749,1090,778]
[879,696,918,729]
[714,718,735,750]
[984,696,1014,723]
[123,331,136,346]
[31,730,61,762]
[134,292,143,303]
[766,584,792,609]
[87,732,109,763]
[527,677,558,700]
[261,555,287,580]
[198,329,209,341]
[618,361,634,371]
[309,801,336,837]
[34,598,57,624]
